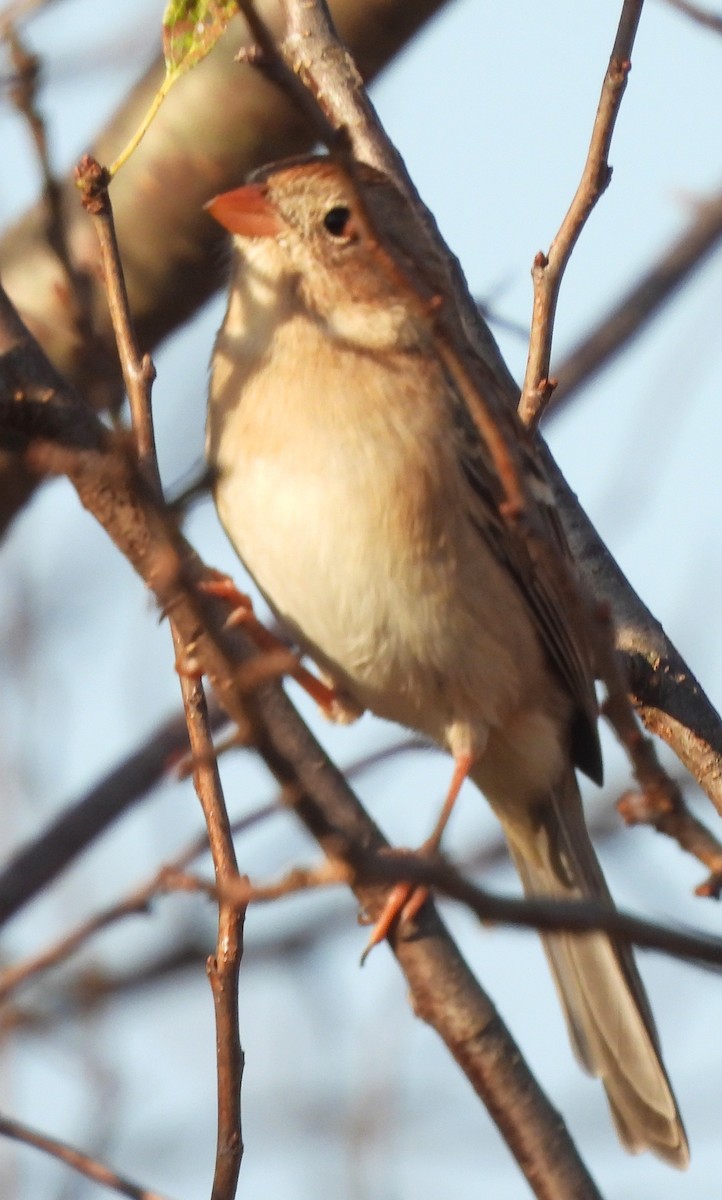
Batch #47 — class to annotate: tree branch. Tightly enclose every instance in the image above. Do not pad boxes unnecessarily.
[178,664,245,1200]
[544,446,722,820]
[0,282,603,1200]
[0,1111,171,1200]
[0,801,277,1003]
[519,0,644,429]
[219,850,722,968]
[547,183,722,415]
[76,156,245,1200]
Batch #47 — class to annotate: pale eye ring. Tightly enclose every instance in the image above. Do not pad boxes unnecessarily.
[322,205,352,237]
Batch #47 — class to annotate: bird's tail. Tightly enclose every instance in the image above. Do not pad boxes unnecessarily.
[487,765,688,1167]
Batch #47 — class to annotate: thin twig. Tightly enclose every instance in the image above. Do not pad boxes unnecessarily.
[0,802,627,1034]
[0,803,271,1002]
[217,849,722,969]
[364,853,722,967]
[0,738,424,1002]
[618,788,722,897]
[76,159,245,1200]
[2,758,636,1011]
[75,155,159,484]
[0,871,171,1002]
[176,661,245,1200]
[546,183,722,417]
[0,1111,172,1200]
[0,684,420,933]
[503,0,720,856]
[4,30,60,255]
[519,0,644,429]
[221,857,353,905]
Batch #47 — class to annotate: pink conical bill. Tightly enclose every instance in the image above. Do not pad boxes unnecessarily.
[204,183,283,237]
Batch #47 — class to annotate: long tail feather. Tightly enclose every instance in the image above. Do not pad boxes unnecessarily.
[489,767,688,1167]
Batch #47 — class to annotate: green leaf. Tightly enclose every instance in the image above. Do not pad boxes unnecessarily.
[162,0,240,78]
[108,0,239,176]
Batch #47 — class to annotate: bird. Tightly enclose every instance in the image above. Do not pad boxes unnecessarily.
[204,154,688,1167]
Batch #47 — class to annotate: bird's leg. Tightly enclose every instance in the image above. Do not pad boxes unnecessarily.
[360,751,473,963]
[198,572,362,722]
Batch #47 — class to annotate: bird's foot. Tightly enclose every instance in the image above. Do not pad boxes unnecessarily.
[359,751,474,963]
[199,571,363,722]
[359,875,430,966]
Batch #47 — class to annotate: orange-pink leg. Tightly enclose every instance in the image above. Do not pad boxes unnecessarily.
[360,751,473,963]
[198,573,345,716]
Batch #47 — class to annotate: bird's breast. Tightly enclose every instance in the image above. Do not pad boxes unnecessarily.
[213,416,450,715]
[207,309,548,747]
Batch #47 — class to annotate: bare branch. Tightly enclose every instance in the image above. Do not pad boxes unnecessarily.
[222,857,353,904]
[547,184,722,416]
[0,870,171,1003]
[618,787,722,897]
[219,849,722,969]
[0,695,421,934]
[0,801,276,1003]
[519,0,644,429]
[542,445,722,819]
[177,662,245,1200]
[2,24,96,328]
[75,154,159,483]
[595,610,722,892]
[76,154,245,1200]
[0,1111,172,1200]
[0,739,427,1000]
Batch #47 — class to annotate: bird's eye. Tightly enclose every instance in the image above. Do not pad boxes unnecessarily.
[322,206,352,237]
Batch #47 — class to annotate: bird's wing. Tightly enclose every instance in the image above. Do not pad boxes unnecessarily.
[447,364,603,783]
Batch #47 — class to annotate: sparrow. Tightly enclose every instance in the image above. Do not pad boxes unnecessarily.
[205,155,688,1167]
